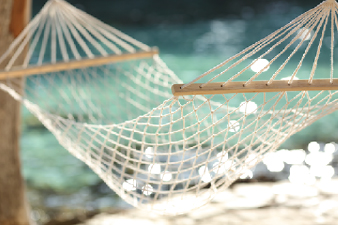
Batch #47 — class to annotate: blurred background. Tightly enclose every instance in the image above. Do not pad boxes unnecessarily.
[23,0,338,224]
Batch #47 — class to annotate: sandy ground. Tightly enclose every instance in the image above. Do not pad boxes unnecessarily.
[75,179,338,225]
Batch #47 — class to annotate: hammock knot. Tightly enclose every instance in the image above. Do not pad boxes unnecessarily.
[325,0,337,6]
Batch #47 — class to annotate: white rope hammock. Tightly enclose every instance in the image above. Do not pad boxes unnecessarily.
[1,0,338,215]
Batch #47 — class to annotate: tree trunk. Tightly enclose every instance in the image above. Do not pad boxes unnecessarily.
[0,0,31,225]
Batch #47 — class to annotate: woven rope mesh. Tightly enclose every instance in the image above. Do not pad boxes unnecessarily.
[1,0,338,215]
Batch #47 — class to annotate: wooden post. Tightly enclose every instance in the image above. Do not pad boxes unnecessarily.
[0,0,31,225]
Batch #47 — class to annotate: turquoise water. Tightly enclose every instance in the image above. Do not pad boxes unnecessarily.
[21,12,338,203]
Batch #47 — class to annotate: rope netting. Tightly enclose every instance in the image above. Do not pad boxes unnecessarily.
[1,0,338,215]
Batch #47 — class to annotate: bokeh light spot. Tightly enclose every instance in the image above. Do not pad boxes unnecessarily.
[251,58,270,72]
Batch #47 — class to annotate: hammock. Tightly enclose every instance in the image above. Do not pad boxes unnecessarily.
[1,0,338,215]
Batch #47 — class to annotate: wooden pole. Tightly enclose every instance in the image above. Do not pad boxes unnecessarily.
[0,0,31,225]
[0,49,159,79]
[172,79,338,96]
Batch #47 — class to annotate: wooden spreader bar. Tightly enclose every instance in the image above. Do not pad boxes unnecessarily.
[172,79,338,96]
[0,49,158,79]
